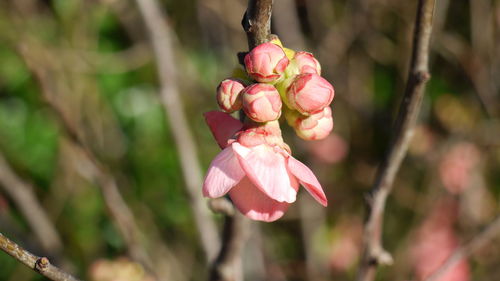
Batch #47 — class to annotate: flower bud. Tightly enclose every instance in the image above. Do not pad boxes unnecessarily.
[287,107,333,141]
[293,51,321,75]
[286,73,334,115]
[216,79,245,113]
[242,83,282,123]
[244,43,289,83]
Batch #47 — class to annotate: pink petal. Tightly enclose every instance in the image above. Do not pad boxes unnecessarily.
[203,147,245,198]
[287,156,328,206]
[204,111,243,148]
[232,142,297,203]
[229,177,290,222]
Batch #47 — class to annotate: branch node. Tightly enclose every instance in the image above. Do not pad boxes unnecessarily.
[415,71,431,83]
[35,257,50,271]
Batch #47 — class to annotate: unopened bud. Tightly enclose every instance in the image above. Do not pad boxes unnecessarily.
[244,43,289,83]
[286,73,334,115]
[293,52,321,75]
[242,83,282,123]
[287,107,333,141]
[216,79,245,113]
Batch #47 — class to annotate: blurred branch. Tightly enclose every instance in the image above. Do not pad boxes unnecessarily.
[209,213,249,281]
[357,1,435,281]
[422,214,500,281]
[0,232,80,281]
[16,44,171,280]
[133,0,220,262]
[0,151,63,255]
[435,32,495,117]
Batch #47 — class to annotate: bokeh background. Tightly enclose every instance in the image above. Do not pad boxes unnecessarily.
[0,0,499,281]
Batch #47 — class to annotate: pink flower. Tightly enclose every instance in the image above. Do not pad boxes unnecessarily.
[216,79,245,113]
[242,83,282,122]
[244,43,289,83]
[411,199,470,281]
[293,51,321,75]
[286,73,334,115]
[307,133,348,164]
[203,111,327,222]
[439,142,480,194]
[286,107,333,140]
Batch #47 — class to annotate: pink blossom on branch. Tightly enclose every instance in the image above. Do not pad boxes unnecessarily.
[286,73,334,115]
[244,42,289,83]
[291,51,322,75]
[216,79,245,113]
[241,83,282,123]
[286,106,334,141]
[203,112,327,222]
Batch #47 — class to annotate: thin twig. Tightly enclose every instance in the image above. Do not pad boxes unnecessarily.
[422,214,500,281]
[0,151,63,255]
[133,0,220,262]
[0,232,80,281]
[356,1,435,281]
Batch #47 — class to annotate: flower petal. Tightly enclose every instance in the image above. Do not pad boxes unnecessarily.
[229,177,290,222]
[287,156,328,206]
[232,142,297,203]
[204,111,243,148]
[203,147,245,198]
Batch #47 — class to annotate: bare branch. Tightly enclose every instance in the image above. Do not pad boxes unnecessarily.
[357,1,436,281]
[133,0,220,262]
[0,232,80,281]
[422,214,500,281]
[0,151,63,254]
[242,0,273,48]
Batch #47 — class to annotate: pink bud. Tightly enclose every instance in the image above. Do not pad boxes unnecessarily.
[293,51,321,75]
[242,83,282,123]
[244,43,289,83]
[216,79,245,113]
[288,107,333,140]
[286,73,334,115]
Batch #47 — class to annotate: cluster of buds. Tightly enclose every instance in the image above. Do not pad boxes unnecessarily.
[215,38,335,140]
[204,37,335,222]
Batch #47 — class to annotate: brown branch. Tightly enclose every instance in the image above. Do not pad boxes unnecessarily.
[0,232,80,281]
[0,151,63,255]
[209,1,273,280]
[422,214,500,281]
[356,1,435,281]
[242,0,273,49]
[209,213,249,281]
[133,0,220,262]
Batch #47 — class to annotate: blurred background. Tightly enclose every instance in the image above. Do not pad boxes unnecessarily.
[0,0,499,280]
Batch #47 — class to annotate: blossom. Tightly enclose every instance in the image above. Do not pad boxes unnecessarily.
[203,111,327,222]
[411,199,470,281]
[244,42,289,83]
[285,106,333,140]
[439,142,480,194]
[286,73,334,115]
[216,79,245,113]
[291,51,321,75]
[241,83,282,122]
